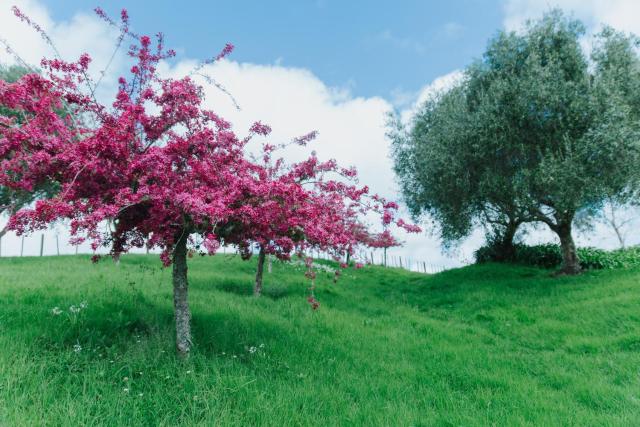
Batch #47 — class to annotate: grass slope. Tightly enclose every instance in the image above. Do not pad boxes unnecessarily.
[0,255,639,426]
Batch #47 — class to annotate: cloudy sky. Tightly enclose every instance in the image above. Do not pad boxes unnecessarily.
[1,0,638,266]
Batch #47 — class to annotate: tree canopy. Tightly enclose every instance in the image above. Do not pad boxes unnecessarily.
[391,10,640,273]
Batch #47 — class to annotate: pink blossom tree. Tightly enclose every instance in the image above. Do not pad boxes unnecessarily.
[367,229,402,266]
[0,8,272,355]
[219,138,419,296]
[0,7,421,354]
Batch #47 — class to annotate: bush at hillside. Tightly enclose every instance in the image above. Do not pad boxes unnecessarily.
[475,243,640,270]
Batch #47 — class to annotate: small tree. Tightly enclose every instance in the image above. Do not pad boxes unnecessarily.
[217,142,416,296]
[596,196,639,249]
[367,229,401,267]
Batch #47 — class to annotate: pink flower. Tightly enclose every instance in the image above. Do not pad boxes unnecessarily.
[249,121,272,136]
[216,43,234,60]
[307,296,320,310]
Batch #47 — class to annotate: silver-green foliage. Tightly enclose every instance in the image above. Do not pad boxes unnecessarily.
[391,10,640,273]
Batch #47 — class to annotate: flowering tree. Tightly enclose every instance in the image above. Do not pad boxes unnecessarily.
[0,8,420,355]
[218,138,418,296]
[367,229,402,266]
[0,8,273,355]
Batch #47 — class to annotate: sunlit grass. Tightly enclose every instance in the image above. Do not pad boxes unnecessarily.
[0,255,639,425]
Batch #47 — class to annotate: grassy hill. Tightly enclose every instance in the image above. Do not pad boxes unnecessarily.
[0,255,639,426]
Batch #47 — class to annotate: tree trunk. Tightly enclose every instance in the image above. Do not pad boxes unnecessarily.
[607,203,627,249]
[172,232,192,356]
[254,247,266,296]
[496,221,519,261]
[557,223,581,275]
[611,222,626,249]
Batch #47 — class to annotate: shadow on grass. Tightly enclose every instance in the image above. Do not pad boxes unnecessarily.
[192,276,301,301]
[4,286,307,362]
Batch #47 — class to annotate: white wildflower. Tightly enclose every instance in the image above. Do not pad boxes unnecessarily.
[123,387,129,394]
[79,301,88,309]
[73,344,82,353]
[69,305,80,314]
[51,307,63,316]
[248,346,257,354]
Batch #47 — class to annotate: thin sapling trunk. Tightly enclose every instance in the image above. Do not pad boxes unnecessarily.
[254,247,266,296]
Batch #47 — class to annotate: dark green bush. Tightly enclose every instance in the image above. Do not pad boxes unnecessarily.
[475,243,640,270]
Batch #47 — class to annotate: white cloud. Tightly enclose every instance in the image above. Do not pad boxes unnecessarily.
[504,0,640,35]
[399,70,464,124]
[0,0,124,100]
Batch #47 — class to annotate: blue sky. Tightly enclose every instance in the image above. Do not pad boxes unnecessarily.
[42,0,503,103]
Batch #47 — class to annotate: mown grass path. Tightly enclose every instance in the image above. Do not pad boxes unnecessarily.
[0,255,639,425]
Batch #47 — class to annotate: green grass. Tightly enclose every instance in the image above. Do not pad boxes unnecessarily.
[0,255,639,426]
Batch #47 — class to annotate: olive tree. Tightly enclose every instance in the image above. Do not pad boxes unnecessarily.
[389,62,534,260]
[391,11,640,274]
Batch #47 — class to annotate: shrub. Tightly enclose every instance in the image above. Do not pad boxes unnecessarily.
[475,243,640,270]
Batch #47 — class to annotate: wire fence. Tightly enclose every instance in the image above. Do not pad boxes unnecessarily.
[311,249,450,274]
[0,230,452,274]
